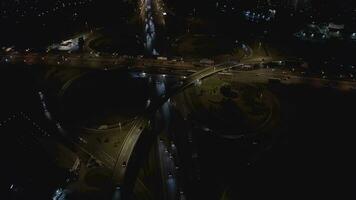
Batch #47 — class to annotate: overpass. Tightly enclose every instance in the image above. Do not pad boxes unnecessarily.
[1,52,243,198]
[69,59,356,198]
[0,51,202,71]
[106,62,244,198]
[3,50,356,199]
[34,60,245,199]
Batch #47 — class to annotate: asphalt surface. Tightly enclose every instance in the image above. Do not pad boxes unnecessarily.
[2,50,356,198]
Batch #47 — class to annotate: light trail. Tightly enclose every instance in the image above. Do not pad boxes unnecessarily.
[139,0,166,55]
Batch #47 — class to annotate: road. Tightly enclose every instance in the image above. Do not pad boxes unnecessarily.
[64,61,246,199]
[0,51,204,71]
[2,50,356,198]
[112,116,149,184]
[107,60,356,194]
[224,68,356,91]
[157,139,178,200]
[109,62,243,180]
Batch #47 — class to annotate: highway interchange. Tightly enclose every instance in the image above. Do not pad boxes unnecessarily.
[1,49,356,199]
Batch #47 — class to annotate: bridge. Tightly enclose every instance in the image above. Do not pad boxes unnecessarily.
[42,59,244,198]
[39,60,243,199]
[108,62,243,197]
[0,50,244,198]
[2,50,356,199]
